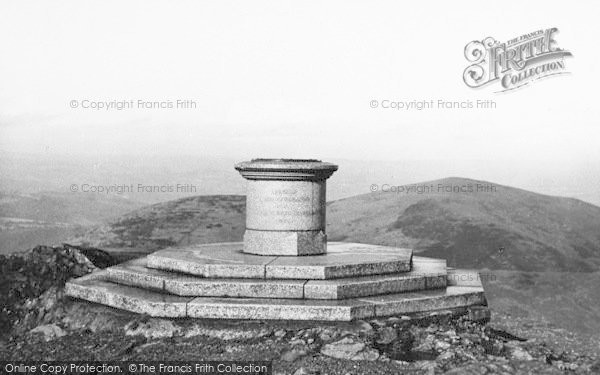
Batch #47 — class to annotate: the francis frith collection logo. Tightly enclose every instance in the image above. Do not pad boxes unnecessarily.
[463,28,572,92]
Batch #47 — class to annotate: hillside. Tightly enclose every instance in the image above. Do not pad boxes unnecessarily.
[327,177,600,272]
[70,195,245,252]
[0,192,144,254]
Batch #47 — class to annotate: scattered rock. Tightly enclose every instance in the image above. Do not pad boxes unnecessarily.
[414,334,436,352]
[460,333,481,346]
[434,340,451,352]
[224,344,241,353]
[437,350,456,361]
[352,347,380,361]
[29,324,66,342]
[124,319,181,339]
[321,337,364,359]
[356,320,374,334]
[318,328,336,342]
[369,319,386,329]
[321,336,378,361]
[507,345,534,361]
[2,306,597,374]
[289,338,306,347]
[426,311,452,326]
[467,306,491,323]
[485,327,526,342]
[183,325,272,340]
[425,324,439,333]
[273,329,287,339]
[554,361,578,371]
[281,348,308,362]
[375,327,397,345]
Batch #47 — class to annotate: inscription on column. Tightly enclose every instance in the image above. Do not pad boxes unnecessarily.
[246,181,325,230]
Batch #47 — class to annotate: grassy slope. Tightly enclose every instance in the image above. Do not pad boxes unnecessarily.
[483,271,600,336]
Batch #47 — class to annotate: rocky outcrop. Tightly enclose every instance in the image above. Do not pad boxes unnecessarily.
[28,324,66,342]
[0,245,115,337]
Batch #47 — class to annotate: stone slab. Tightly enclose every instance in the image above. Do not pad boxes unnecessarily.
[163,276,306,299]
[411,256,447,272]
[265,242,412,279]
[109,258,307,298]
[147,242,412,280]
[187,297,374,321]
[243,229,326,256]
[147,242,276,279]
[412,256,448,289]
[107,259,178,290]
[326,242,413,254]
[303,256,447,299]
[358,286,486,317]
[65,272,191,317]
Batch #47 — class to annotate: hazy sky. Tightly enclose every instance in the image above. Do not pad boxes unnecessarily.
[0,1,598,164]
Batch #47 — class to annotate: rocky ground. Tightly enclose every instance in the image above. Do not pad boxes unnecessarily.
[1,246,599,374]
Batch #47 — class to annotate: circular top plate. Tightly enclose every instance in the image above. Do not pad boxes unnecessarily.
[235,159,338,180]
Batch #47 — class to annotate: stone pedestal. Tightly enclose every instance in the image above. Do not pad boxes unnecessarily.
[65,157,487,322]
[235,159,338,256]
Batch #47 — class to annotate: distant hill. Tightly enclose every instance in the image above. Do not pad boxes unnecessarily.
[0,191,144,254]
[69,177,600,272]
[70,195,245,253]
[0,191,143,225]
[327,177,600,272]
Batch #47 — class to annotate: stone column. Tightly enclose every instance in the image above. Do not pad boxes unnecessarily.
[235,159,338,256]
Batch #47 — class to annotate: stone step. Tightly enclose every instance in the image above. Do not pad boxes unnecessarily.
[106,256,447,300]
[65,269,485,321]
[146,242,412,280]
[65,271,190,318]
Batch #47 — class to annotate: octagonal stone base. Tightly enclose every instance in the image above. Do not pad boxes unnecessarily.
[243,229,326,256]
[65,241,488,321]
[65,270,486,321]
[146,242,412,280]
